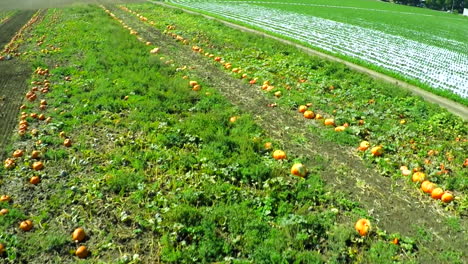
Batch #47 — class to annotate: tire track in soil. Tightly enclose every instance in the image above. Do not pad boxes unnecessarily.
[0,10,36,159]
[108,5,467,262]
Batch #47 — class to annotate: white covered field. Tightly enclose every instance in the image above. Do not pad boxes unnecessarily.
[169,0,468,98]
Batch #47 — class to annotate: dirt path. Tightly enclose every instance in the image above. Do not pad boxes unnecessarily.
[109,5,467,262]
[152,1,468,121]
[0,10,36,158]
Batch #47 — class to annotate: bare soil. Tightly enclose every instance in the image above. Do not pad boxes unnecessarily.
[0,10,36,159]
[108,5,467,262]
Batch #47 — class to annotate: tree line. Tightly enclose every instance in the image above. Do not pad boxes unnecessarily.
[391,0,467,13]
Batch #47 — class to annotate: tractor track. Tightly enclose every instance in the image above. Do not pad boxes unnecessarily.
[0,10,38,159]
[107,5,467,263]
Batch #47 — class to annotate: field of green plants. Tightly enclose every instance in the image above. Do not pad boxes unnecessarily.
[0,1,466,263]
[168,0,468,102]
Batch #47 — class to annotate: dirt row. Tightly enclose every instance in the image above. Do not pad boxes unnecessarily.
[0,10,37,159]
[107,5,467,262]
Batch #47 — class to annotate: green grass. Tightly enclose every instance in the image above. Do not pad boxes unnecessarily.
[126,3,467,206]
[0,4,424,263]
[166,0,468,105]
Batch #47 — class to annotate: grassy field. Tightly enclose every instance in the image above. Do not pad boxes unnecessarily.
[167,0,468,102]
[0,2,466,263]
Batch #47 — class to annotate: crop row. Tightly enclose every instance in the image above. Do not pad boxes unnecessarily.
[124,3,467,211]
[168,0,468,98]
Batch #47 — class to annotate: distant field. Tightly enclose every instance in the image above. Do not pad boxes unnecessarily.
[168,0,468,98]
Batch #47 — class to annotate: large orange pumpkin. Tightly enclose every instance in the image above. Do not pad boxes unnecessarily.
[355,219,371,236]
[272,150,286,160]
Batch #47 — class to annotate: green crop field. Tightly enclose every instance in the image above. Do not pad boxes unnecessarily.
[168,0,468,101]
[0,1,467,263]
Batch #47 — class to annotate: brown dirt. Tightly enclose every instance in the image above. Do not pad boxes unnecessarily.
[0,10,36,159]
[108,5,467,263]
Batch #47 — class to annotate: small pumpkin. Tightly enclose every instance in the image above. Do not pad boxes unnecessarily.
[229,116,238,123]
[371,146,383,156]
[264,142,272,150]
[32,161,44,171]
[303,110,315,119]
[0,243,5,255]
[13,149,23,158]
[412,172,426,183]
[0,195,11,202]
[441,192,454,203]
[298,105,307,113]
[272,150,286,160]
[189,81,198,87]
[31,150,41,159]
[355,219,371,236]
[75,246,89,258]
[358,141,370,151]
[334,126,346,132]
[290,163,307,177]
[431,188,444,199]
[4,158,15,169]
[421,181,436,194]
[19,220,33,231]
[192,85,201,91]
[324,118,335,126]
[64,139,72,147]
[0,209,9,216]
[29,176,40,185]
[72,228,86,242]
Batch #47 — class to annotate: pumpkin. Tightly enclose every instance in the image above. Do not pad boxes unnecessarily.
[13,150,23,158]
[355,219,371,236]
[0,243,4,255]
[31,150,41,159]
[401,169,411,176]
[420,181,435,194]
[19,220,33,231]
[149,47,160,54]
[59,131,66,138]
[291,163,307,177]
[358,141,370,151]
[0,209,9,216]
[264,142,272,150]
[229,116,238,123]
[189,81,198,87]
[303,110,315,119]
[274,91,282,97]
[75,246,89,258]
[192,85,201,91]
[298,105,307,113]
[64,139,72,147]
[272,150,286,160]
[4,159,15,169]
[29,176,40,185]
[32,161,44,171]
[72,228,86,242]
[324,118,335,126]
[0,195,11,202]
[371,146,383,156]
[315,113,323,120]
[38,114,45,120]
[334,126,346,132]
[441,192,454,203]
[412,172,426,183]
[431,188,444,199]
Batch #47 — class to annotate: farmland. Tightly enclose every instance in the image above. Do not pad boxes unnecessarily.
[168,0,468,100]
[0,1,467,263]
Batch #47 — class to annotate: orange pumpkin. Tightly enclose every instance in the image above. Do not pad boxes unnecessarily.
[272,150,286,160]
[358,141,370,151]
[420,181,435,194]
[29,176,40,185]
[314,113,323,120]
[4,158,15,170]
[31,150,41,159]
[72,228,86,242]
[19,220,33,231]
[64,139,72,147]
[290,163,307,177]
[0,243,4,255]
[298,105,307,113]
[0,208,9,216]
[303,110,315,119]
[441,192,454,203]
[334,126,346,132]
[371,146,383,156]
[189,81,198,87]
[32,161,44,171]
[355,219,371,236]
[412,172,426,183]
[75,245,89,258]
[431,188,444,199]
[13,150,23,158]
[0,195,11,202]
[324,118,335,126]
[229,116,238,123]
[264,142,272,150]
[192,85,201,91]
